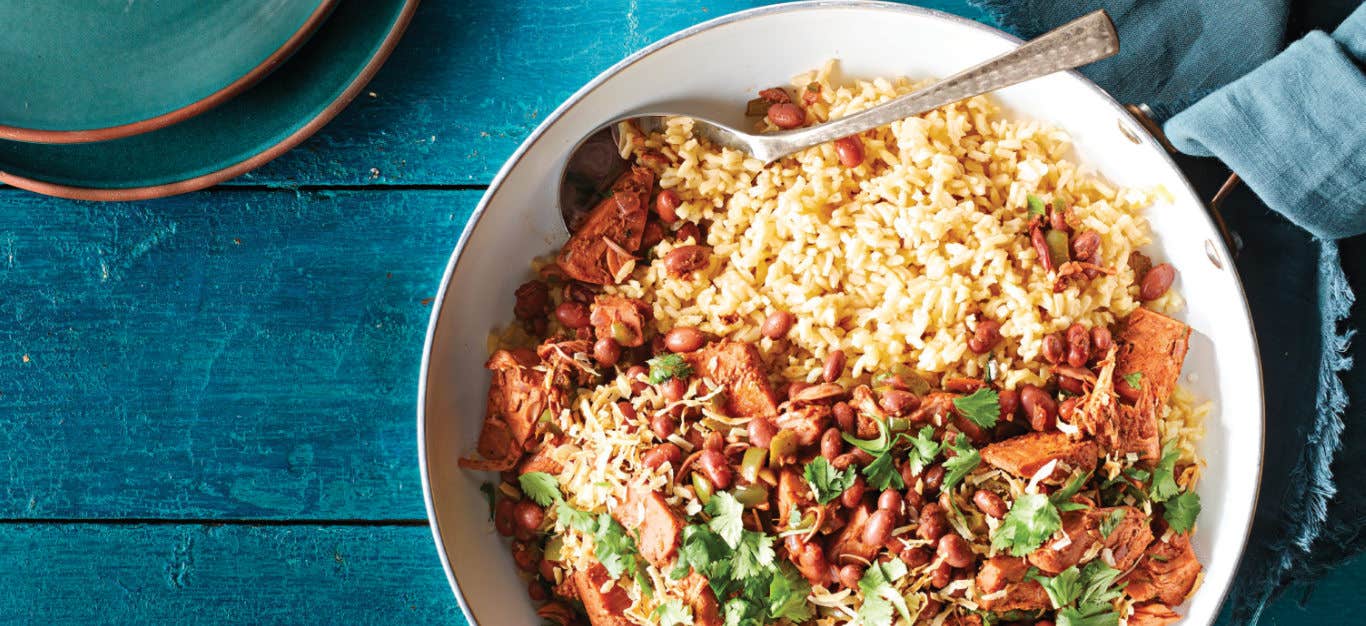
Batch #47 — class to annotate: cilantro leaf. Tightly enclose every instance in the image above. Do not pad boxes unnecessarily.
[723,597,764,626]
[863,449,906,491]
[767,564,813,622]
[1027,194,1047,217]
[906,426,944,476]
[556,500,597,532]
[857,557,911,625]
[1122,371,1143,389]
[1032,560,1123,626]
[953,387,1000,429]
[648,353,693,384]
[653,599,693,626]
[1057,604,1120,626]
[706,491,746,548]
[942,433,981,497]
[731,531,776,579]
[1076,559,1124,607]
[1149,440,1182,502]
[804,457,856,505]
[593,513,639,578]
[1030,565,1083,608]
[479,482,497,521]
[991,493,1062,556]
[1099,508,1126,539]
[1164,491,1201,533]
[1051,470,1093,512]
[518,471,563,506]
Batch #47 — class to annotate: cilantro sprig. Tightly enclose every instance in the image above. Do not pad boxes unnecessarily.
[1164,491,1201,533]
[856,557,912,626]
[941,433,981,500]
[517,471,562,506]
[803,457,856,505]
[905,426,944,476]
[1029,560,1124,626]
[647,353,693,384]
[952,387,1000,429]
[990,470,1092,556]
[1149,440,1182,502]
[653,599,693,626]
[843,417,910,490]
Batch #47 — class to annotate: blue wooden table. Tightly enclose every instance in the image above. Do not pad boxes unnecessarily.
[1,1,1358,623]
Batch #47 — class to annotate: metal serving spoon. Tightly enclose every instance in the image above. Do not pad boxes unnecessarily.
[559,10,1119,231]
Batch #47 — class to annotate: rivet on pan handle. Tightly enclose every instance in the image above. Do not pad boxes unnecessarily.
[1124,103,1241,257]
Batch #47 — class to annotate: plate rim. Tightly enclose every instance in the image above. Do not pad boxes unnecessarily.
[0,0,420,201]
[0,0,339,145]
[417,2,1266,624]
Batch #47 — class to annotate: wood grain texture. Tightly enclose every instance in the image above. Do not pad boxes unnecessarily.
[0,190,476,519]
[0,523,467,624]
[233,0,989,187]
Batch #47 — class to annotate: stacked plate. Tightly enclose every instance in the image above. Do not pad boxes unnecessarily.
[0,0,419,200]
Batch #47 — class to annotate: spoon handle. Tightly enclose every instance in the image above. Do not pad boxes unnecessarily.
[755,10,1119,162]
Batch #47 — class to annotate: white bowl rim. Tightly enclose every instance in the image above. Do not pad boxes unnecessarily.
[417,2,1266,623]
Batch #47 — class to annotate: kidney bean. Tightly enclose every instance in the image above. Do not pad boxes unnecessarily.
[655,189,681,224]
[831,452,858,471]
[879,389,921,415]
[512,542,540,572]
[841,475,866,509]
[929,560,953,588]
[615,401,637,423]
[1065,323,1091,368]
[899,544,933,568]
[787,381,810,401]
[494,498,517,537]
[1049,204,1072,232]
[762,311,796,339]
[922,465,945,495]
[1091,326,1113,356]
[823,349,846,383]
[703,431,725,453]
[918,597,944,622]
[852,449,875,465]
[698,449,733,489]
[863,509,895,546]
[1031,227,1054,272]
[664,327,705,353]
[625,365,649,393]
[838,563,865,590]
[833,402,857,433]
[820,427,844,461]
[1036,621,1056,626]
[514,500,545,533]
[1140,263,1176,300]
[834,136,865,168]
[528,581,549,603]
[1019,384,1058,431]
[973,489,1007,518]
[767,102,806,129]
[998,388,1019,421]
[967,319,1003,354]
[674,221,701,245]
[663,245,710,277]
[1071,230,1101,261]
[1059,397,1080,421]
[1057,375,1085,396]
[796,540,829,584]
[651,412,679,440]
[643,443,683,470]
[878,489,903,515]
[943,378,984,394]
[1042,333,1065,364]
[748,417,777,448]
[937,533,974,568]
[513,281,550,320]
[661,377,688,402]
[554,301,591,329]
[592,338,620,366]
[1116,374,1142,402]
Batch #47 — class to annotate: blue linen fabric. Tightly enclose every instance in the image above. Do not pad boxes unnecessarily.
[968,0,1366,622]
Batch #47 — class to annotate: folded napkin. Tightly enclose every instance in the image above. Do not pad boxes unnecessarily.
[969,0,1366,621]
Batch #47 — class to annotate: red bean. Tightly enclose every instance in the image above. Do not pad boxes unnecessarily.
[1049,204,1071,233]
[833,402,857,433]
[528,581,549,602]
[662,377,687,402]
[1141,263,1176,300]
[625,365,649,393]
[968,319,1002,354]
[863,509,895,546]
[823,349,846,383]
[767,102,806,129]
[664,327,705,353]
[643,443,683,470]
[655,190,681,224]
[834,136,865,168]
[494,498,516,537]
[513,280,550,320]
[929,560,953,588]
[762,311,796,339]
[514,500,545,533]
[512,542,540,572]
[663,245,710,277]
[1091,326,1113,355]
[998,389,1019,421]
[973,489,1007,518]
[1059,397,1080,421]
[1020,384,1057,431]
[943,378,984,394]
[878,489,903,515]
[697,449,733,489]
[592,338,620,366]
[1058,375,1086,396]
[1071,230,1101,261]
[1116,374,1142,402]
[1031,227,1054,272]
[1042,333,1065,364]
[704,431,725,453]
[820,427,844,461]
[917,503,948,542]
[787,381,810,401]
[616,401,637,422]
[796,540,829,584]
[1037,621,1056,626]
[748,417,777,448]
[922,465,945,495]
[899,544,933,568]
[837,563,864,590]
[879,389,920,415]
[1065,323,1091,368]
[651,413,679,440]
[675,221,701,244]
[554,301,591,329]
[937,533,974,568]
[841,475,866,509]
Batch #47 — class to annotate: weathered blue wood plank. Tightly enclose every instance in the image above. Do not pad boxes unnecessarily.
[0,190,477,519]
[0,523,466,624]
[234,0,989,187]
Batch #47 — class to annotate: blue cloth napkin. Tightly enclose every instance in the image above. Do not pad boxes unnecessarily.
[968,1,1366,622]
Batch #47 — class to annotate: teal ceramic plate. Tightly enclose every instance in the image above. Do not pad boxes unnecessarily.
[0,1,337,143]
[0,0,418,200]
